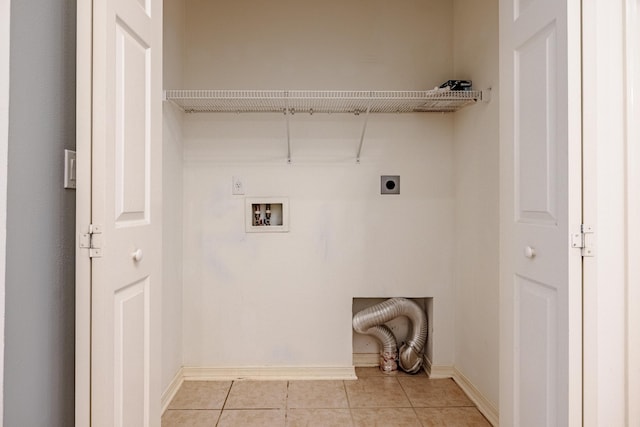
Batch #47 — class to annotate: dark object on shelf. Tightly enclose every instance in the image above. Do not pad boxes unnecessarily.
[439,80,472,91]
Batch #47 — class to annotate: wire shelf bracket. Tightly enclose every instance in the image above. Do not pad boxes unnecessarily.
[356,104,372,163]
[284,107,291,164]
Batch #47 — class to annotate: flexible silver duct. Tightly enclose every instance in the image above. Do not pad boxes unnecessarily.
[365,324,398,372]
[352,297,427,374]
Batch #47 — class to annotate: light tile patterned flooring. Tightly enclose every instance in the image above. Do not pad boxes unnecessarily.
[162,368,492,427]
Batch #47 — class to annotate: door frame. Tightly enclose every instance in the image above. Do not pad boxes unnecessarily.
[624,0,640,423]
[73,0,639,425]
[581,0,638,424]
[75,0,92,425]
[0,0,11,421]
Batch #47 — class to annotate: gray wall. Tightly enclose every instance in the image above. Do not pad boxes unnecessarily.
[4,0,76,425]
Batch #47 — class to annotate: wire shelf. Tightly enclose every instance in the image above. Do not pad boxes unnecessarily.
[164,89,482,114]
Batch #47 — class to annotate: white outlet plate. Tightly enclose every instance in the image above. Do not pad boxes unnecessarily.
[232,176,244,195]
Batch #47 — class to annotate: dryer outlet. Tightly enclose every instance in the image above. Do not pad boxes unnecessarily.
[381,175,400,194]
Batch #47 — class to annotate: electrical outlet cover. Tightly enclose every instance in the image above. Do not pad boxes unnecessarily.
[381,175,400,194]
[232,176,245,195]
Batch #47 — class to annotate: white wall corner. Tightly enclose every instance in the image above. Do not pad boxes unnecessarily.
[161,367,185,414]
[453,367,499,427]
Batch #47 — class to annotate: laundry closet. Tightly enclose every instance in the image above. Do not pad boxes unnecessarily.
[160,0,499,418]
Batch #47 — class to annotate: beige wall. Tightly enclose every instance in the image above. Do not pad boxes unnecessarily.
[452,0,499,409]
[179,0,458,368]
[5,0,76,424]
[167,1,500,413]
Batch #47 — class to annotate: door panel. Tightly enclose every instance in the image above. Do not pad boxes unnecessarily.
[92,0,162,425]
[115,278,148,426]
[515,275,558,426]
[115,20,149,223]
[515,23,557,224]
[500,0,582,425]
[515,0,538,19]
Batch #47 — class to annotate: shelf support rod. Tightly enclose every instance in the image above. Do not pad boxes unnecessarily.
[284,108,291,164]
[356,103,372,163]
[283,91,292,163]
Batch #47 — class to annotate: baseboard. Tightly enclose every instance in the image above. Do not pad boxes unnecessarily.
[452,367,499,427]
[161,367,184,414]
[182,365,357,381]
[422,357,455,378]
[429,363,455,379]
[355,354,452,378]
[352,353,379,367]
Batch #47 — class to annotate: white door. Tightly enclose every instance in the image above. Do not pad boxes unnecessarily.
[91,0,162,425]
[499,0,582,425]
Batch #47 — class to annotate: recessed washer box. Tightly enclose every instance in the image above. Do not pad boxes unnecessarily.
[245,197,290,233]
[381,175,400,194]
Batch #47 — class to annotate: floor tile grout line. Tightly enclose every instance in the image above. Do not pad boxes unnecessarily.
[413,406,492,411]
[410,405,424,427]
[221,408,285,411]
[287,406,351,410]
[394,375,415,408]
[214,380,233,427]
[349,406,414,409]
[342,379,356,426]
[221,380,233,410]
[397,376,480,410]
[284,381,290,423]
[342,379,352,409]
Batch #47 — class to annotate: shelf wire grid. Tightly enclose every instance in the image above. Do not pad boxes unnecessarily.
[164,89,481,113]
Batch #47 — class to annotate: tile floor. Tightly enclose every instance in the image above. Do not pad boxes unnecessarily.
[162,368,492,427]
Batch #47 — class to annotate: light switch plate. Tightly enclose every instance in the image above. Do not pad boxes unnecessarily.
[64,149,76,189]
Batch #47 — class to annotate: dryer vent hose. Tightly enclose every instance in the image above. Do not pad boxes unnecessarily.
[352,297,427,374]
